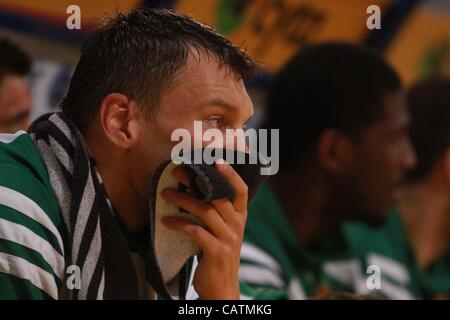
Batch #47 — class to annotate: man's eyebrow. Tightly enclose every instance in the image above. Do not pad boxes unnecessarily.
[205,99,239,113]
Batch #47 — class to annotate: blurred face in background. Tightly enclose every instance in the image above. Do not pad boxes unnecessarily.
[339,90,416,226]
[0,74,32,133]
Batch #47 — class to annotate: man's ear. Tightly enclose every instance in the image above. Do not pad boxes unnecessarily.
[98,93,141,149]
[317,129,354,174]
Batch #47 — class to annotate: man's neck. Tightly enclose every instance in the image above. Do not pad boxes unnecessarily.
[397,181,450,270]
[270,169,336,245]
[85,129,149,235]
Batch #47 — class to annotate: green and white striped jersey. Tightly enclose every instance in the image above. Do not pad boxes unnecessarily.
[0,131,65,299]
[342,208,450,300]
[239,183,450,300]
[0,131,195,300]
[239,183,354,299]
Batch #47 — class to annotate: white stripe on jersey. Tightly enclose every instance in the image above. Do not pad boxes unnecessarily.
[240,243,281,271]
[0,252,58,299]
[239,264,284,288]
[0,131,26,144]
[0,218,64,279]
[0,186,64,255]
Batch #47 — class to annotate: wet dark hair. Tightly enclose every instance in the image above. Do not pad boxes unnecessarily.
[61,8,259,132]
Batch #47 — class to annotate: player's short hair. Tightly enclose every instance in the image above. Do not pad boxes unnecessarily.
[264,42,401,169]
[0,37,31,82]
[61,8,259,132]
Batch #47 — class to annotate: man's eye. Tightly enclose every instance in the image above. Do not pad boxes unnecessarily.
[207,117,224,128]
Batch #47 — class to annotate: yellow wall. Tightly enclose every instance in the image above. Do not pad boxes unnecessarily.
[0,0,140,25]
[387,8,450,85]
[176,0,389,72]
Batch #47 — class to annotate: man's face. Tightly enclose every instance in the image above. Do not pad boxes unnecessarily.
[129,51,254,203]
[342,91,416,226]
[0,75,32,133]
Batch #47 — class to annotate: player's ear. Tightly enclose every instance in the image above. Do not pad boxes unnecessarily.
[317,129,354,174]
[98,93,142,149]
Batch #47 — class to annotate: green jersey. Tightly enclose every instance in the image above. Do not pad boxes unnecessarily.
[0,131,195,299]
[342,208,450,300]
[0,131,64,299]
[239,183,356,299]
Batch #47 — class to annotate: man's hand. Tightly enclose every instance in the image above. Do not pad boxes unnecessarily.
[161,159,248,300]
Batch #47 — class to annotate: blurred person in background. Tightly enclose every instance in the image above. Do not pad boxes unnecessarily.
[238,42,416,299]
[0,38,32,133]
[343,76,450,299]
